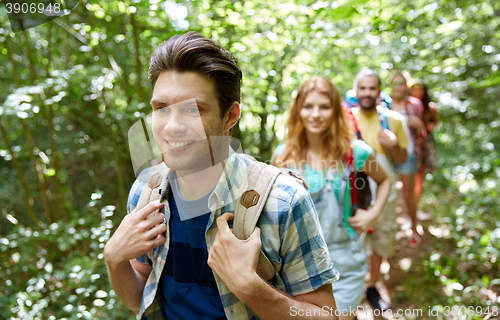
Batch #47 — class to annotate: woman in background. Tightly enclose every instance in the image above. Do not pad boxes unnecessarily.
[389,73,426,246]
[273,76,391,320]
[410,80,439,203]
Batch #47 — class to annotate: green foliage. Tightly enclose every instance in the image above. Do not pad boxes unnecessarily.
[0,195,134,319]
[411,102,500,314]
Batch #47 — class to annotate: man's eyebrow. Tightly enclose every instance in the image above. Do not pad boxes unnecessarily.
[150,99,212,107]
[150,99,166,105]
[195,100,212,108]
[179,99,213,109]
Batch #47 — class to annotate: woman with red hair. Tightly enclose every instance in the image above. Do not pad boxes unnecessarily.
[273,76,391,319]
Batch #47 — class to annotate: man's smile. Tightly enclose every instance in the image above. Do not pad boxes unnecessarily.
[166,140,196,147]
[165,139,197,151]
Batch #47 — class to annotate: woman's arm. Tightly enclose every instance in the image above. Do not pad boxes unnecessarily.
[426,102,438,132]
[347,153,391,233]
[363,153,391,217]
[408,115,425,136]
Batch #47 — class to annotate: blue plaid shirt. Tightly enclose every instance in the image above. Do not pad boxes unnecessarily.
[127,153,339,320]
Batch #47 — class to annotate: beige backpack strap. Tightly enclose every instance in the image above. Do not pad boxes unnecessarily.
[240,153,308,189]
[132,164,169,262]
[233,161,281,282]
[134,164,169,214]
[277,167,308,190]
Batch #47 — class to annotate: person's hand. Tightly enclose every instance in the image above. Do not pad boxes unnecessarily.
[407,115,424,133]
[378,129,398,148]
[104,201,167,265]
[207,213,261,293]
[348,208,378,234]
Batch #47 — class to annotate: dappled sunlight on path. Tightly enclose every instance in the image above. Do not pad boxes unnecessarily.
[357,191,438,320]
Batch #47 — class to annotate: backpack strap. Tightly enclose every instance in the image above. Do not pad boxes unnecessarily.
[232,161,281,282]
[344,145,359,216]
[343,104,363,140]
[133,164,169,263]
[134,164,169,215]
[338,165,352,227]
[404,99,414,116]
[342,146,375,234]
[378,107,391,131]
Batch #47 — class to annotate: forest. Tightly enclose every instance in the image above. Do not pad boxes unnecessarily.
[0,0,499,319]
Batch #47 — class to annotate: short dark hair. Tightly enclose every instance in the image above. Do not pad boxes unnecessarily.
[353,68,382,90]
[148,32,242,118]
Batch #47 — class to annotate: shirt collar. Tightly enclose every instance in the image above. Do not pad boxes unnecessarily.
[158,148,251,212]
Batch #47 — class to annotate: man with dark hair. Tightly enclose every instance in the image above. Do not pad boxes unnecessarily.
[350,68,408,312]
[105,32,338,320]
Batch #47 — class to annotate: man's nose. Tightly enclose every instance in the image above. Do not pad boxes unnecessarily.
[163,112,188,135]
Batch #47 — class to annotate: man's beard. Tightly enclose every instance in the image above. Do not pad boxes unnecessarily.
[359,97,377,110]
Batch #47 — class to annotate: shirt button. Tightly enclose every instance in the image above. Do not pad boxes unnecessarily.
[220,200,225,206]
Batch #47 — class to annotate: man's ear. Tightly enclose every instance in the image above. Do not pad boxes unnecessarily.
[223,101,241,133]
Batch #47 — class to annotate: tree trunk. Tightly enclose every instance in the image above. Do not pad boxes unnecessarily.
[130,12,146,101]
[23,120,52,224]
[46,21,53,75]
[22,30,38,82]
[0,116,39,225]
[43,22,64,221]
[102,90,127,212]
[0,22,20,87]
[46,100,63,221]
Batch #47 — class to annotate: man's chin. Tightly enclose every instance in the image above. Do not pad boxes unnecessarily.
[162,154,215,172]
[360,103,377,110]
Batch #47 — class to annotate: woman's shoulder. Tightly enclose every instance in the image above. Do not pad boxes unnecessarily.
[407,96,424,111]
[351,140,372,171]
[351,139,372,153]
[275,143,286,156]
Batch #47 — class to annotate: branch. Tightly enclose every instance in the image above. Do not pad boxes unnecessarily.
[0,116,39,225]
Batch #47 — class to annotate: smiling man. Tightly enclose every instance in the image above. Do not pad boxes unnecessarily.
[351,68,408,312]
[104,32,339,320]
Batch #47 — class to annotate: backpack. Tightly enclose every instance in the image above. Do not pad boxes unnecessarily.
[342,105,376,214]
[343,146,372,214]
[133,155,307,282]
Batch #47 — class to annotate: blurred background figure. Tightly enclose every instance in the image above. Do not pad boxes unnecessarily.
[351,68,408,311]
[409,79,439,204]
[389,73,426,246]
[343,88,392,109]
[273,76,391,320]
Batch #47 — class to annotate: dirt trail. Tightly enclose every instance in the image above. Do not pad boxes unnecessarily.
[357,193,437,320]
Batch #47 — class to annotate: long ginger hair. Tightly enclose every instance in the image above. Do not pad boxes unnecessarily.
[274,76,352,170]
